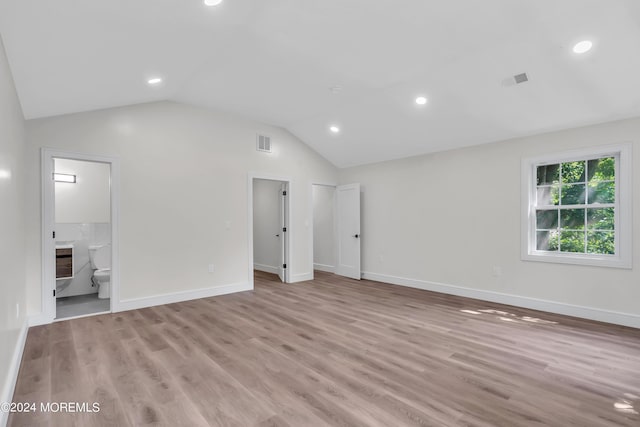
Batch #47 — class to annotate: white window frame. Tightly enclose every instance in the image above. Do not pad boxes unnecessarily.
[521,143,632,269]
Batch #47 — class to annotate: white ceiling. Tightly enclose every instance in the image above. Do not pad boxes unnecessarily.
[2,1,640,167]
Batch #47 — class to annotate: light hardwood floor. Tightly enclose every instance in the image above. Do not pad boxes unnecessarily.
[8,271,640,426]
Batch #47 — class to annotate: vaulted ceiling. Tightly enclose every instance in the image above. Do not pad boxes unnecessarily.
[1,1,640,167]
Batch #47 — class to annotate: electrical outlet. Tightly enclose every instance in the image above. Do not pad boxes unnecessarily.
[208,264,215,273]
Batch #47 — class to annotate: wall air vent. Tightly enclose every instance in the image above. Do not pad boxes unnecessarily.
[256,134,272,153]
[514,73,529,84]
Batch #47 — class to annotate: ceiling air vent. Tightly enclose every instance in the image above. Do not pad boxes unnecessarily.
[256,134,272,153]
[514,73,529,84]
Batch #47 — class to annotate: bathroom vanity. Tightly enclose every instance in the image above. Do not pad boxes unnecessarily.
[55,244,74,280]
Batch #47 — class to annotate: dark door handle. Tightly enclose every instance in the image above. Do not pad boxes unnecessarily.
[353,234,359,238]
[275,234,280,237]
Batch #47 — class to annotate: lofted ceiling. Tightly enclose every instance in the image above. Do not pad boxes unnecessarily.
[1,1,640,167]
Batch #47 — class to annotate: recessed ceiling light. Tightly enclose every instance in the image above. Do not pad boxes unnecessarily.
[573,40,593,54]
[147,77,163,85]
[415,96,428,105]
[329,125,340,134]
[204,0,223,6]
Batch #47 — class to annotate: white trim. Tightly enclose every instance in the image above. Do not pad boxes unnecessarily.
[41,148,121,323]
[1,321,28,427]
[313,263,335,273]
[309,181,338,281]
[521,143,633,269]
[290,272,313,283]
[253,263,279,275]
[110,158,122,311]
[248,173,292,285]
[41,149,54,324]
[362,271,640,329]
[116,282,252,312]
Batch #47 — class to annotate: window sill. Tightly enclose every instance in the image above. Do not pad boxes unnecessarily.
[522,251,631,269]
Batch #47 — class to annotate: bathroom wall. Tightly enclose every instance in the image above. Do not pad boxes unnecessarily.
[253,179,282,274]
[55,158,110,223]
[54,158,111,297]
[312,185,335,271]
[55,223,111,298]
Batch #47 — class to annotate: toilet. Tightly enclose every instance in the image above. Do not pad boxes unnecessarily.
[88,245,111,299]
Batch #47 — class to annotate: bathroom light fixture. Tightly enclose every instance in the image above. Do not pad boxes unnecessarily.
[54,173,76,183]
[147,77,163,86]
[415,96,428,105]
[329,125,340,134]
[573,40,593,54]
[204,0,223,6]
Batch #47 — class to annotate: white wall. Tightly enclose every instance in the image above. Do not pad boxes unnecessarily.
[253,179,282,273]
[312,185,335,271]
[339,117,640,326]
[25,101,337,315]
[54,158,110,223]
[0,35,27,424]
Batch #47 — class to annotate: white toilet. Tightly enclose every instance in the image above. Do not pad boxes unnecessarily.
[88,245,111,299]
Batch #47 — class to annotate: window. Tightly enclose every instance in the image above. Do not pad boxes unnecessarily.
[522,144,632,268]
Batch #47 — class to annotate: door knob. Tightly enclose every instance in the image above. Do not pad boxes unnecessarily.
[275,234,280,237]
[353,234,359,238]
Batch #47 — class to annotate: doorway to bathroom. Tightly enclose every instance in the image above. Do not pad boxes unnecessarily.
[249,174,290,284]
[41,149,120,322]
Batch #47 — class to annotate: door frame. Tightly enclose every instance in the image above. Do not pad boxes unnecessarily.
[278,182,288,282]
[41,148,121,322]
[309,181,337,281]
[248,173,292,286]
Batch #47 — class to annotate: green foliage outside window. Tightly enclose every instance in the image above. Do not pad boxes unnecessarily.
[535,157,615,255]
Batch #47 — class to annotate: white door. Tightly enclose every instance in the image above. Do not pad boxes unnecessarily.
[277,183,288,282]
[335,183,361,280]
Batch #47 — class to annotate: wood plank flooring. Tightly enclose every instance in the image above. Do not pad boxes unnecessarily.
[8,271,640,426]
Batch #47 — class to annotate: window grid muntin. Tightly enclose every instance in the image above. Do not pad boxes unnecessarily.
[534,155,617,255]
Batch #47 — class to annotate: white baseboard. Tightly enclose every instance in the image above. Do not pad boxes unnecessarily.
[1,320,28,427]
[253,264,279,275]
[313,263,335,273]
[115,282,252,312]
[290,272,313,283]
[362,271,640,329]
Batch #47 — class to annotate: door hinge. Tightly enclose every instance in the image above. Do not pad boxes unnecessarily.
[282,190,287,196]
[53,289,56,297]
[282,227,287,232]
[282,264,287,269]
[53,231,56,239]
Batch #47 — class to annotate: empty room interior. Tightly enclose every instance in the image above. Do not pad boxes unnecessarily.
[1,1,640,426]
